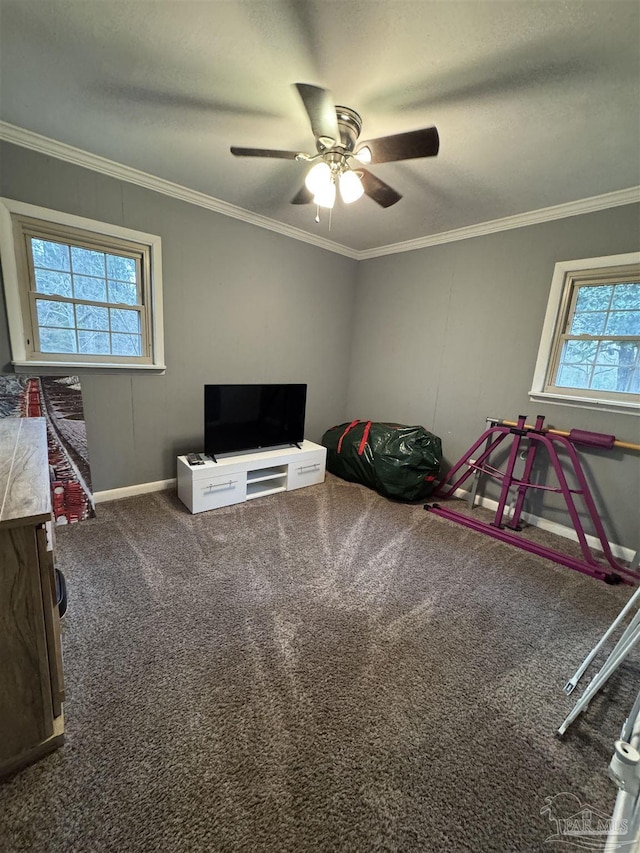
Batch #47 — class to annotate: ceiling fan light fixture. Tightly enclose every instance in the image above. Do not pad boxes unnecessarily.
[339,169,364,204]
[313,180,336,209]
[354,146,372,165]
[305,161,332,194]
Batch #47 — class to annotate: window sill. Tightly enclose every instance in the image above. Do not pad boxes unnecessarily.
[12,360,166,375]
[528,390,639,416]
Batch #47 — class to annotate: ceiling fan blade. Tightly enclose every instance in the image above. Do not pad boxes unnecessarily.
[357,127,439,164]
[359,170,402,208]
[291,186,314,205]
[294,83,340,148]
[230,146,302,159]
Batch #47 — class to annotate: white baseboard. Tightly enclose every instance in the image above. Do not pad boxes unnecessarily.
[452,488,636,563]
[94,478,176,504]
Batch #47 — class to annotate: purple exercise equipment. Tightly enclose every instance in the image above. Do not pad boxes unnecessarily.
[425,414,639,585]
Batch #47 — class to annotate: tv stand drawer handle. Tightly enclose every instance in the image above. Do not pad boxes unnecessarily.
[206,479,238,490]
[297,463,320,473]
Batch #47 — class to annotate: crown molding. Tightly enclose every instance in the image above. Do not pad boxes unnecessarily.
[1,121,638,262]
[0,122,359,260]
[358,186,640,259]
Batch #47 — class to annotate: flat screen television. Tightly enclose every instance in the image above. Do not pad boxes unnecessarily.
[204,383,307,457]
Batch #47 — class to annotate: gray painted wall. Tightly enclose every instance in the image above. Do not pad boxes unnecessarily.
[1,141,638,553]
[0,142,358,491]
[347,204,640,550]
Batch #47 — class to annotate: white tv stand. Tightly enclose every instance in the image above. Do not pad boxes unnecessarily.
[177,440,327,514]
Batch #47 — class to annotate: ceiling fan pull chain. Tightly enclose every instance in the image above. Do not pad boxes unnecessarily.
[315,205,320,224]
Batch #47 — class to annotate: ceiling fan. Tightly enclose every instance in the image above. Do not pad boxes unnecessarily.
[230,83,439,211]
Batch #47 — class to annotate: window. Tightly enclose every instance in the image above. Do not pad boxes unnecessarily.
[530,253,640,414]
[0,199,164,371]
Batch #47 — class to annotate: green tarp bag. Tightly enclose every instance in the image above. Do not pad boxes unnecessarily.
[321,420,442,501]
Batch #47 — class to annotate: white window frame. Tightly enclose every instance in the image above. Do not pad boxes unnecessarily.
[0,198,165,372]
[530,252,640,415]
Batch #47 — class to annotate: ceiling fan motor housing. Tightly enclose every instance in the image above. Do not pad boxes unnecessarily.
[334,106,362,152]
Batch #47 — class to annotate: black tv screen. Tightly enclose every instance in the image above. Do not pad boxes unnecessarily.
[204,384,307,456]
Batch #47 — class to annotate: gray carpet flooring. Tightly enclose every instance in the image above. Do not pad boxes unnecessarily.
[1,473,638,852]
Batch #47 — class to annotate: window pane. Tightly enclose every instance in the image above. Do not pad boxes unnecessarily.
[76,304,109,330]
[570,312,607,335]
[78,330,111,355]
[107,280,138,305]
[605,311,640,336]
[110,308,140,334]
[106,255,136,282]
[39,327,77,353]
[595,341,625,365]
[111,333,142,356]
[34,269,73,297]
[36,299,75,328]
[615,358,639,394]
[594,342,638,393]
[71,246,106,277]
[555,340,639,392]
[611,283,640,310]
[575,285,612,312]
[590,366,619,391]
[556,364,592,388]
[560,340,598,364]
[32,239,70,272]
[73,275,107,302]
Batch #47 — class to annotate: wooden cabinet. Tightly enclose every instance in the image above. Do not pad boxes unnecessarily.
[0,418,64,777]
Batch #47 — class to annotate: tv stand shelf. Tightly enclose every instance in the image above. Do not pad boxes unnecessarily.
[246,466,287,484]
[177,440,326,514]
[246,466,287,500]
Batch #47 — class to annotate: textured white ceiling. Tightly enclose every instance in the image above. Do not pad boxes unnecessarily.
[1,0,639,252]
